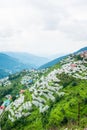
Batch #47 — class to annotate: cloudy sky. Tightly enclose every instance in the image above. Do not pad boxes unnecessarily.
[0,0,87,56]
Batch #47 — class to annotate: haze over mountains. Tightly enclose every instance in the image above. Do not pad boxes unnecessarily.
[4,52,50,68]
[0,53,31,78]
[0,47,87,78]
[0,52,50,78]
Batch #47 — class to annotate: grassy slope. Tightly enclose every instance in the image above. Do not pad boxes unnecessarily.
[48,79,87,130]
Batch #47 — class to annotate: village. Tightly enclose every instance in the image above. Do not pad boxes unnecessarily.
[4,71,64,122]
[0,52,87,122]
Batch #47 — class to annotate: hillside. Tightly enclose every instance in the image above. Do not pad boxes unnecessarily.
[39,47,87,70]
[0,53,32,78]
[0,69,10,78]
[0,48,87,130]
[39,55,67,69]
[4,52,49,68]
[74,47,87,54]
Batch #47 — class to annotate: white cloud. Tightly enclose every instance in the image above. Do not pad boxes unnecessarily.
[0,0,87,56]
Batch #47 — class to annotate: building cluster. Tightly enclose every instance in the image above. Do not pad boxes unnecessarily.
[59,56,87,79]
[21,75,33,85]
[0,94,12,115]
[0,53,87,122]
[0,77,11,86]
[80,51,87,58]
[20,70,40,85]
[2,70,64,122]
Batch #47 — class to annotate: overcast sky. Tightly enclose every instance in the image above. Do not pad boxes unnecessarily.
[0,0,87,56]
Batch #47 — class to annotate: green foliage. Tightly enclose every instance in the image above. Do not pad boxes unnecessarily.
[0,86,13,105]
[74,55,83,61]
[1,55,87,130]
[83,98,87,105]
[0,71,27,104]
[57,72,79,87]
[24,90,32,102]
[1,111,13,130]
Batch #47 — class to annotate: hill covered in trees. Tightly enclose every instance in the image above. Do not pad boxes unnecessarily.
[0,48,87,130]
[0,53,33,78]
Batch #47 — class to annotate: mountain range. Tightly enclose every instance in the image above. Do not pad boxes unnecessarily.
[0,47,87,78]
[0,53,31,78]
[4,52,49,68]
[0,52,49,78]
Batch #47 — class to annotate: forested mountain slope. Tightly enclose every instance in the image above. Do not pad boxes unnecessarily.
[0,49,87,130]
